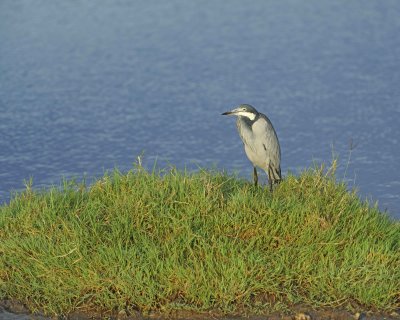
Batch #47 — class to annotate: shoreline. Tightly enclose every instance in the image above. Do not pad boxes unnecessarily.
[1,299,399,320]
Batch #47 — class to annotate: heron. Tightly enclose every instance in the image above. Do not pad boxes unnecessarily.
[222,104,281,191]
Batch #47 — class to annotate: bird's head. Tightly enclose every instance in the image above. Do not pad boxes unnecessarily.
[222,104,259,120]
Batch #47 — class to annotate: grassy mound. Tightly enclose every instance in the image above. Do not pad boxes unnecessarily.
[0,163,399,316]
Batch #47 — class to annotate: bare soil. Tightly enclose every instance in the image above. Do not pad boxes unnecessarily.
[1,299,399,320]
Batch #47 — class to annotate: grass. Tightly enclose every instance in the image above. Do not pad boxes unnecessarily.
[0,162,399,317]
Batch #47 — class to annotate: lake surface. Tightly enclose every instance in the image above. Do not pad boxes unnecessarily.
[1,0,399,219]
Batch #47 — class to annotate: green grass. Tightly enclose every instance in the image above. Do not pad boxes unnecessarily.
[0,162,399,316]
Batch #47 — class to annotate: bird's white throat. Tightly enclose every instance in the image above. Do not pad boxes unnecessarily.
[236,111,256,120]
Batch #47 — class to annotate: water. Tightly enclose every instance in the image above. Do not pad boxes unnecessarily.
[1,0,399,222]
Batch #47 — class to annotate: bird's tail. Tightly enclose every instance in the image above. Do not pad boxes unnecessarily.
[269,163,282,184]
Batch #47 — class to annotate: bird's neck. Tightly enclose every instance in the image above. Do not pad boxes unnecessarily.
[237,115,257,133]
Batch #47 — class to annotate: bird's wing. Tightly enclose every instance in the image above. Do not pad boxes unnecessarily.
[254,114,281,170]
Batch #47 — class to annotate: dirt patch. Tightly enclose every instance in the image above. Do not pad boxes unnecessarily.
[1,299,399,320]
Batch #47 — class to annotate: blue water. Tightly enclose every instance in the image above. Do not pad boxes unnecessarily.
[1,0,399,219]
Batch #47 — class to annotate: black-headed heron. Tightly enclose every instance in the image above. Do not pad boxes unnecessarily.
[222,104,281,191]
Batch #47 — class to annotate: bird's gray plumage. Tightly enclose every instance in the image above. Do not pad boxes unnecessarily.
[222,104,281,191]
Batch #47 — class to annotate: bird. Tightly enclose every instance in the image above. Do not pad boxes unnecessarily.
[222,104,281,191]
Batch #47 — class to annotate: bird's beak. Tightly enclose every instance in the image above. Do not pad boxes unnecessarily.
[221,109,236,116]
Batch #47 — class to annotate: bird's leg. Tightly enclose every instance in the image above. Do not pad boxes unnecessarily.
[267,166,273,192]
[253,167,258,186]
